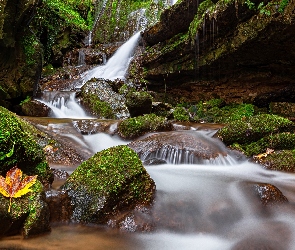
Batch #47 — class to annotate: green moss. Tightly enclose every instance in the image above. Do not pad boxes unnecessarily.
[61,145,155,223]
[217,114,293,145]
[82,93,114,119]
[118,113,171,139]
[0,106,51,184]
[0,177,50,238]
[245,132,295,156]
[258,150,295,172]
[173,107,190,121]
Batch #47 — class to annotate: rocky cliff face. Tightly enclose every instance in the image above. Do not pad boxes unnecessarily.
[0,0,42,110]
[133,0,295,105]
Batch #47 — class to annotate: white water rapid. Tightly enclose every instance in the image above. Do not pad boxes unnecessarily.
[2,131,295,249]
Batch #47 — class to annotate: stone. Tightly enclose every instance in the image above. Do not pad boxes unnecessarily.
[60,145,155,225]
[128,130,229,163]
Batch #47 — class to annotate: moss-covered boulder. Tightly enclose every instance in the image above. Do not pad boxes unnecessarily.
[217,114,293,145]
[118,113,173,139]
[60,145,155,224]
[173,106,190,122]
[80,78,130,119]
[255,150,295,172]
[242,132,295,156]
[126,91,153,117]
[0,174,50,238]
[0,106,52,185]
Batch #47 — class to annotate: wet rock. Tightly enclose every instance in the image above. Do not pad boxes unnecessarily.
[45,190,72,223]
[60,145,155,225]
[63,48,107,67]
[126,91,153,117]
[80,78,130,119]
[72,119,119,135]
[21,99,51,117]
[253,183,288,206]
[128,130,229,163]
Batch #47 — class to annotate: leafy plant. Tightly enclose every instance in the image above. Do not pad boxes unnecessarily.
[0,166,37,212]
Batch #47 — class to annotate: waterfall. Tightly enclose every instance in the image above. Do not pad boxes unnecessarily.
[38,92,92,118]
[38,32,141,118]
[77,50,86,66]
[79,31,141,85]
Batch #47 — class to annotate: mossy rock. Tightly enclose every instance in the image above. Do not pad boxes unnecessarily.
[118,113,173,140]
[0,106,52,185]
[173,106,190,122]
[257,150,295,172]
[80,78,129,119]
[126,91,153,117]
[0,178,50,238]
[242,132,295,156]
[217,114,293,145]
[61,145,155,224]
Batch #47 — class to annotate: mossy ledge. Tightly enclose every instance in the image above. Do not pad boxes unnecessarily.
[61,145,155,224]
[118,113,173,140]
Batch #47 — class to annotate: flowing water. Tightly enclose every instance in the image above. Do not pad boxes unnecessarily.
[38,31,141,118]
[3,24,295,250]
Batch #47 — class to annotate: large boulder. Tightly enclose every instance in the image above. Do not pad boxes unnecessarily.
[0,106,52,185]
[128,130,230,164]
[60,145,155,225]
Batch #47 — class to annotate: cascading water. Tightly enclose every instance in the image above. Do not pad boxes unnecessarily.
[2,129,295,249]
[78,31,141,85]
[38,32,141,118]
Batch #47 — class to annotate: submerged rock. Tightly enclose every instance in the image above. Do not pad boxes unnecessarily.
[128,130,231,164]
[60,145,155,225]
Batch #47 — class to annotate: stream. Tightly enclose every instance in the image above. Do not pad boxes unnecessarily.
[1,33,295,249]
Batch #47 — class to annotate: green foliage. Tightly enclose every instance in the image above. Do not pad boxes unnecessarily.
[173,107,190,122]
[118,113,171,139]
[217,114,293,145]
[21,34,39,66]
[82,93,114,119]
[278,0,289,13]
[259,150,295,172]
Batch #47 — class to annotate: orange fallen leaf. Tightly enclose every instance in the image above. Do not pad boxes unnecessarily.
[0,166,37,212]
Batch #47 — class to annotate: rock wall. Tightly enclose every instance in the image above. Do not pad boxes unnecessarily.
[134,0,295,105]
[0,0,42,110]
